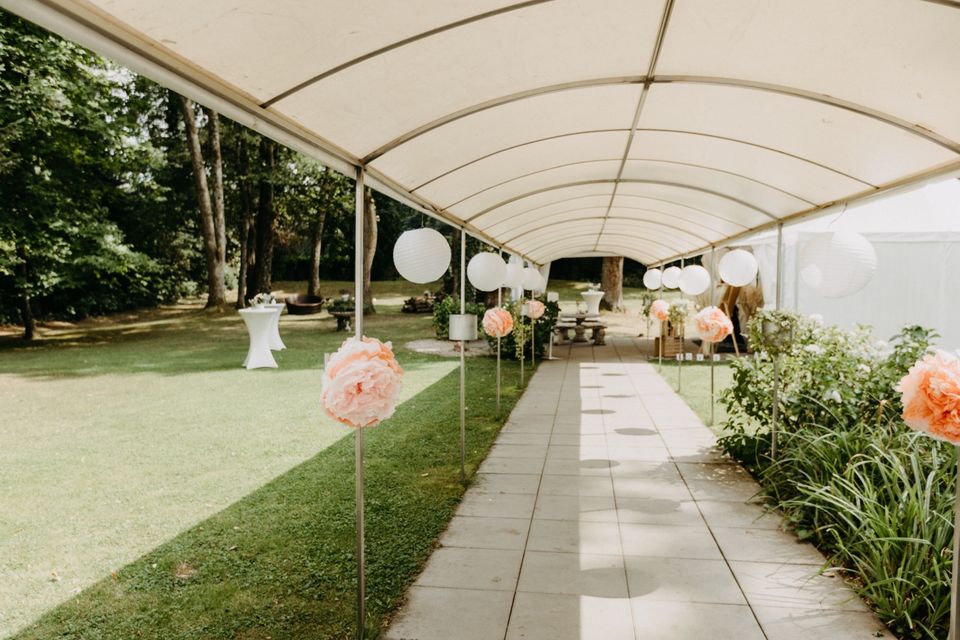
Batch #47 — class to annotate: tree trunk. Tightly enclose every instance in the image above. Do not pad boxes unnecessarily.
[235,136,255,309]
[362,188,377,314]
[307,210,327,298]
[251,138,276,294]
[207,110,227,268]
[16,244,35,340]
[177,95,226,309]
[600,256,625,312]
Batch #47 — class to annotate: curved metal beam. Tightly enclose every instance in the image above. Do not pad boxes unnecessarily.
[519,231,684,259]
[361,76,958,170]
[444,156,814,211]
[489,207,737,240]
[363,77,643,164]
[537,245,657,264]
[261,0,556,107]
[479,193,752,236]
[409,127,871,195]
[465,179,778,223]
[504,216,713,247]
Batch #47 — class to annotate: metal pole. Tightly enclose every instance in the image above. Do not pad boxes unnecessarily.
[459,229,466,484]
[657,262,664,371]
[709,245,716,427]
[771,222,784,462]
[353,166,365,640]
[950,452,960,640]
[496,249,502,415]
[678,257,685,393]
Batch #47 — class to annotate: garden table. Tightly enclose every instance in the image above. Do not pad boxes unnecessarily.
[239,308,278,369]
[263,302,286,350]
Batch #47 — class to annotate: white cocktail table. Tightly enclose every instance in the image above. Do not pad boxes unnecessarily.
[263,302,287,351]
[239,308,278,369]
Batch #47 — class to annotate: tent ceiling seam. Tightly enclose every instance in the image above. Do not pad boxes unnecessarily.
[503,217,713,246]
[479,193,753,234]
[595,0,676,250]
[519,232,683,259]
[487,208,742,239]
[260,0,556,107]
[440,156,816,212]
[465,178,779,224]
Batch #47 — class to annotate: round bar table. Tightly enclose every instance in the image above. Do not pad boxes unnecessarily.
[239,308,278,369]
[264,302,287,350]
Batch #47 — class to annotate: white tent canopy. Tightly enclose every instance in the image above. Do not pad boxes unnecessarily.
[747,178,960,348]
[6,0,960,265]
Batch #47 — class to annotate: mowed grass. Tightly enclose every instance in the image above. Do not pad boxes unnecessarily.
[655,358,734,429]
[1,292,524,639]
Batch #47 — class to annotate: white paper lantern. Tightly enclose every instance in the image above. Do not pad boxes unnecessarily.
[393,228,451,283]
[642,268,662,290]
[534,271,548,292]
[522,266,541,291]
[467,252,506,292]
[799,231,877,298]
[661,266,681,289]
[718,249,758,287]
[679,265,711,295]
[503,262,524,288]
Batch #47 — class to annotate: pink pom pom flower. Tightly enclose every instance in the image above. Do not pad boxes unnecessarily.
[898,350,960,444]
[483,307,514,338]
[526,300,546,320]
[694,306,734,343]
[322,336,403,428]
[650,299,669,322]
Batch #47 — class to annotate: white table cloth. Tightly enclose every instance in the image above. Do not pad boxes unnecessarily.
[239,308,278,369]
[263,302,287,351]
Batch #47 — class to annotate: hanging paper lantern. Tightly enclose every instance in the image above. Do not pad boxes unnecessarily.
[534,271,548,292]
[661,266,682,289]
[642,268,662,290]
[718,249,758,287]
[650,299,669,321]
[321,336,403,428]
[799,231,876,298]
[467,252,506,292]
[679,265,711,295]
[393,228,451,283]
[522,266,541,291]
[503,262,524,288]
[525,300,546,320]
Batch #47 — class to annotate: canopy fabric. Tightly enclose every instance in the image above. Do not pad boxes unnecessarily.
[7,0,960,265]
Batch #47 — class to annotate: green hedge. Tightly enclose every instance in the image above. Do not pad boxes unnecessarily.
[718,314,949,639]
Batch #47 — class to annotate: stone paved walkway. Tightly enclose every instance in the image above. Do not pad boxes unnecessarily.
[386,337,889,640]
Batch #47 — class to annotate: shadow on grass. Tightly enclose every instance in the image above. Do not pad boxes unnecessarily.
[0,307,441,379]
[12,355,528,640]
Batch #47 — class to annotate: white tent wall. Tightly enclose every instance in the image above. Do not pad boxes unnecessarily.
[749,179,960,349]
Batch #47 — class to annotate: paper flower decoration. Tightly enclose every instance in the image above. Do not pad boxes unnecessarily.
[694,306,734,343]
[322,336,403,428]
[650,299,669,322]
[483,307,514,338]
[527,300,546,320]
[898,350,960,444]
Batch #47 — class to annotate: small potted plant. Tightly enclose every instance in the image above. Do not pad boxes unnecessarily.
[750,309,798,356]
[249,292,275,308]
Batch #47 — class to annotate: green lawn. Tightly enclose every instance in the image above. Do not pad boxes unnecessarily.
[655,358,734,429]
[1,294,524,639]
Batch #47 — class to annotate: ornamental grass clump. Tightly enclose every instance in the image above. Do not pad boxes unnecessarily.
[718,319,949,638]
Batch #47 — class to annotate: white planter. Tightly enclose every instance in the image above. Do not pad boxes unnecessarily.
[581,290,604,316]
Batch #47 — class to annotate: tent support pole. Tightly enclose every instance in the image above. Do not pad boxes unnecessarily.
[678,257,685,394]
[710,245,716,427]
[353,166,366,640]
[459,229,466,484]
[771,222,783,462]
[950,452,960,640]
[496,250,502,416]
[658,262,664,371]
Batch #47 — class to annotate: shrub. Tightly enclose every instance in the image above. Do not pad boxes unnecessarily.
[485,297,559,360]
[717,318,946,637]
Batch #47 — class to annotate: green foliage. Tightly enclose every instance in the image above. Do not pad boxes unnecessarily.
[328,297,355,313]
[431,295,483,339]
[747,308,800,356]
[485,297,560,360]
[667,298,694,330]
[717,321,946,637]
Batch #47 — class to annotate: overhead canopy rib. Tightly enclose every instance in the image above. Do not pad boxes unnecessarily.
[7,0,960,265]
